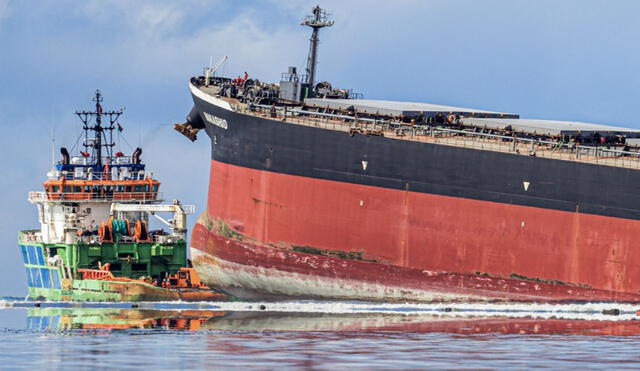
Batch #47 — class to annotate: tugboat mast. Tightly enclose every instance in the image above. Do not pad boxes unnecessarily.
[301,5,334,96]
[75,90,123,168]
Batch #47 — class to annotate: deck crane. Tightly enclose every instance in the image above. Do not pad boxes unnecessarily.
[110,200,194,241]
[204,56,228,86]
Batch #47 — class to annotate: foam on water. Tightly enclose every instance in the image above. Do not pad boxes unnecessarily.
[2,298,640,368]
[3,299,639,321]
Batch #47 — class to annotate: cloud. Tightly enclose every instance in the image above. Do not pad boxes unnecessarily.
[81,0,194,38]
[2,1,304,83]
[66,0,436,84]
[67,1,310,82]
[3,1,439,90]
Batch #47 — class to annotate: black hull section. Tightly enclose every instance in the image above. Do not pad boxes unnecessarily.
[192,93,640,221]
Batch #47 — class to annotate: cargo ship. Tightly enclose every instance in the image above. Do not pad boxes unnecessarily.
[20,90,223,302]
[177,6,640,303]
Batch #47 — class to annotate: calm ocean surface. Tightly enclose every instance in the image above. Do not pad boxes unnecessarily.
[1,302,640,370]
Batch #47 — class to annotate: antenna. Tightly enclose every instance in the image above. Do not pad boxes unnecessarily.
[301,5,334,95]
[49,106,56,172]
[50,134,55,173]
[75,90,124,169]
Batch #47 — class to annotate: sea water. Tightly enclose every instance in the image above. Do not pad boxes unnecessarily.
[1,300,640,369]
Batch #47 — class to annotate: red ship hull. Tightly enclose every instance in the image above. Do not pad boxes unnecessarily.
[189,160,640,302]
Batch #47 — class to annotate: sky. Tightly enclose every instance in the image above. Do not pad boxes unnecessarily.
[1,0,640,296]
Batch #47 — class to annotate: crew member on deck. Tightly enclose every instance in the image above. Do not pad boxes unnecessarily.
[447,112,455,125]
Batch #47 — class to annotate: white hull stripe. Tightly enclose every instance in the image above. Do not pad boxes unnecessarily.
[189,82,233,112]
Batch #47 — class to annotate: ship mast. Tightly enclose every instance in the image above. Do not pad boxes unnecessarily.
[301,5,334,96]
[75,90,124,169]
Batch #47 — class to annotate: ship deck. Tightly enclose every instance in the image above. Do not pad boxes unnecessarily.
[197,84,640,171]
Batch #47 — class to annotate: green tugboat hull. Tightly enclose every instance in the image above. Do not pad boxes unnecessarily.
[19,233,225,302]
[28,279,181,302]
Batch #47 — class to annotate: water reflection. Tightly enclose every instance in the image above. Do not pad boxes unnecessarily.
[26,307,640,336]
[26,308,223,331]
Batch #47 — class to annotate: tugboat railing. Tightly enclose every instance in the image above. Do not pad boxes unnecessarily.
[28,191,164,203]
[18,230,42,244]
[54,170,152,181]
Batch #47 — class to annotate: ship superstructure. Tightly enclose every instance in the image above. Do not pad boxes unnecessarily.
[20,91,221,301]
[177,6,640,303]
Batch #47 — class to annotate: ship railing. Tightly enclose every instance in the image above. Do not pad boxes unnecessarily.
[28,191,164,203]
[182,204,196,214]
[56,174,149,181]
[416,127,640,169]
[77,233,184,245]
[55,170,152,181]
[68,155,136,165]
[239,103,640,169]
[244,103,375,132]
[18,230,42,244]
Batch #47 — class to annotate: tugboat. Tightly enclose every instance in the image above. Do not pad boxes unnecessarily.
[19,90,224,302]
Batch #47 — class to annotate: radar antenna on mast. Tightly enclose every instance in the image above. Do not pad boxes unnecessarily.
[75,90,124,169]
[301,5,334,96]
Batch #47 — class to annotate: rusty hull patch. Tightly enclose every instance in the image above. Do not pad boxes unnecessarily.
[509,273,592,288]
[200,214,387,264]
[203,215,599,284]
[474,271,593,289]
[291,244,385,264]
